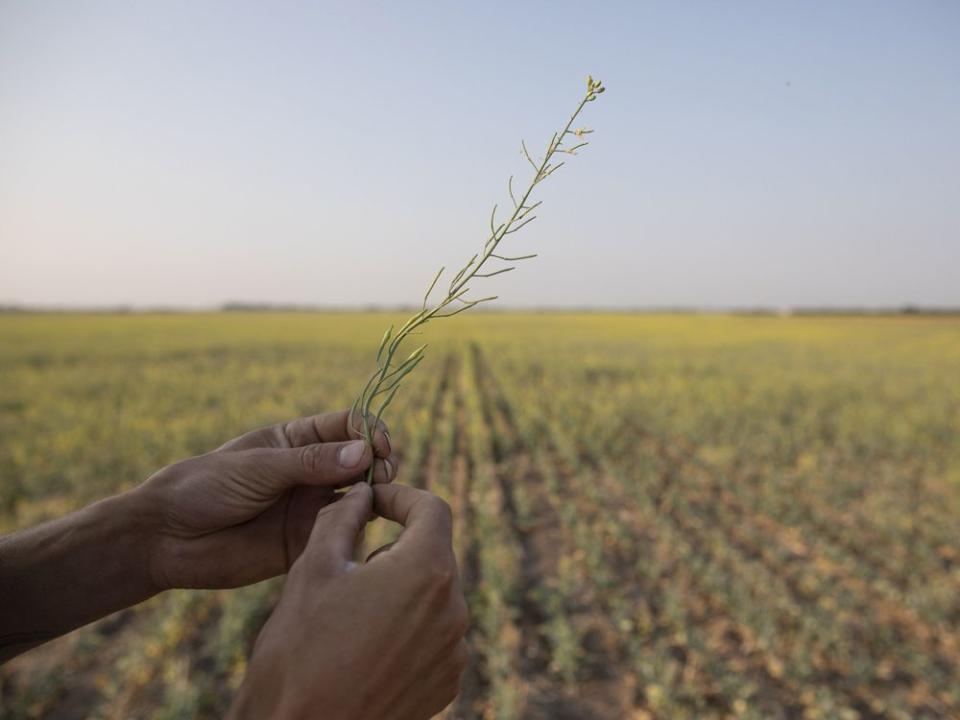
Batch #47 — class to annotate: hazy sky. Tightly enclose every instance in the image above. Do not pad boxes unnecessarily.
[1,1,958,308]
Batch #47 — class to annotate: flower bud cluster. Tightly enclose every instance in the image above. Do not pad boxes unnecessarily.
[586,75,606,101]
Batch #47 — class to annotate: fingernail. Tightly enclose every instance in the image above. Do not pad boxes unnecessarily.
[338,441,366,469]
[383,430,392,454]
[347,482,365,496]
[382,458,394,480]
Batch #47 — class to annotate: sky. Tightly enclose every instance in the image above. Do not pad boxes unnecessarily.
[1,1,958,309]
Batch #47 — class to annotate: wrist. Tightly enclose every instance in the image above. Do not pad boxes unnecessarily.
[105,484,168,596]
[0,485,166,659]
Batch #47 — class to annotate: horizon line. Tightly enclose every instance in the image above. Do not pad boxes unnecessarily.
[2,302,960,317]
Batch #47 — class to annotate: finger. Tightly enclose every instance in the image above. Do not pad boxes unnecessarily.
[331,456,396,487]
[304,483,373,577]
[286,410,391,458]
[346,411,392,459]
[336,458,397,486]
[372,484,453,552]
[216,424,284,452]
[284,486,337,566]
[371,457,397,484]
[235,440,375,493]
[365,541,397,563]
[217,410,391,458]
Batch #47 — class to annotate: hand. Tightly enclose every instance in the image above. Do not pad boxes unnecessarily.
[136,410,397,591]
[229,483,470,720]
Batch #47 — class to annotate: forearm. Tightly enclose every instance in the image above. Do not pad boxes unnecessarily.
[0,488,160,662]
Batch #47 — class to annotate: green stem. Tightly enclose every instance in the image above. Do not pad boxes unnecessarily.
[447,97,589,300]
[350,78,604,480]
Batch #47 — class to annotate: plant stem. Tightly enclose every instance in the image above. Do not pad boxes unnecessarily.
[351,76,606,482]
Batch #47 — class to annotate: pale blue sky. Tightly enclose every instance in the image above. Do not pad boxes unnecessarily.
[1,1,958,308]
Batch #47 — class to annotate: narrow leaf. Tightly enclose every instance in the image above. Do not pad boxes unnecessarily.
[423,268,444,310]
[505,216,537,234]
[475,267,515,278]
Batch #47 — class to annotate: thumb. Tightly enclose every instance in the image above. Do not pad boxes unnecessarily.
[232,440,376,496]
[303,482,373,578]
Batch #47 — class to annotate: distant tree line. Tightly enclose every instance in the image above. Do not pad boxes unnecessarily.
[1,303,958,316]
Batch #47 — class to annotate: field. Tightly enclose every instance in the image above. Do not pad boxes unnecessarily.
[1,312,958,719]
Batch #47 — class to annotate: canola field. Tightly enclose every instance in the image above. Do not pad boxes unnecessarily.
[1,312,958,719]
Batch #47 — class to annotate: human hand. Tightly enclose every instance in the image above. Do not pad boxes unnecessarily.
[228,482,469,720]
[136,410,396,591]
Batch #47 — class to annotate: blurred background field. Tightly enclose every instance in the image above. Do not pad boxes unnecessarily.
[1,312,958,719]
[4,2,959,717]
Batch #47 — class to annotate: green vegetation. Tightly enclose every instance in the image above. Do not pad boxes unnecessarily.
[1,312,958,719]
[353,76,605,481]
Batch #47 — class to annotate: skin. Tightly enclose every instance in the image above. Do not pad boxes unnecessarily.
[229,482,470,720]
[0,410,468,718]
